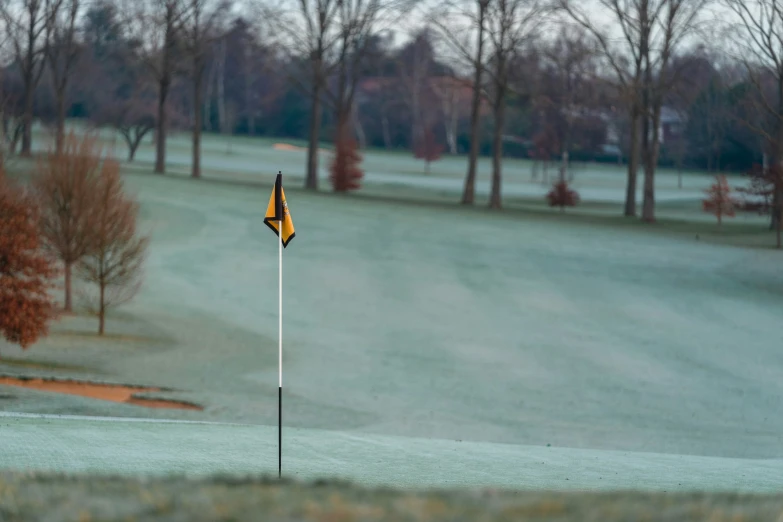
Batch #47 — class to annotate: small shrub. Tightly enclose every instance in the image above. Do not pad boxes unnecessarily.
[546,180,579,211]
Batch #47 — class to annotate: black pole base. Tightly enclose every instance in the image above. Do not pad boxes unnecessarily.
[278,386,282,478]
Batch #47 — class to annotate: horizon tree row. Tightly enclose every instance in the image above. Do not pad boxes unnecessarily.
[0,0,781,229]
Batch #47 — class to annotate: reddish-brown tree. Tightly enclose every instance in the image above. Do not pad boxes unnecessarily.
[546,180,580,212]
[702,175,736,226]
[77,160,149,335]
[738,164,783,248]
[0,173,59,350]
[413,127,444,174]
[31,133,107,312]
[329,130,364,192]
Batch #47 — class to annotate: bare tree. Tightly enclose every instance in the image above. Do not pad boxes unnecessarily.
[0,0,55,156]
[484,0,546,209]
[267,0,342,190]
[639,0,708,222]
[45,0,80,154]
[182,0,230,179]
[397,29,435,148]
[723,0,783,233]
[31,132,102,312]
[122,0,188,174]
[430,76,467,154]
[560,0,709,222]
[541,25,597,185]
[91,96,157,161]
[429,0,492,204]
[77,158,148,335]
[268,0,409,189]
[329,0,411,147]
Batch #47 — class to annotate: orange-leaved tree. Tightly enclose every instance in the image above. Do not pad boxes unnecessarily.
[77,160,149,335]
[330,129,364,192]
[702,174,736,226]
[31,132,106,312]
[0,172,59,350]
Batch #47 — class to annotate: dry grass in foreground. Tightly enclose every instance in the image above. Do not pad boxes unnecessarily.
[0,473,781,521]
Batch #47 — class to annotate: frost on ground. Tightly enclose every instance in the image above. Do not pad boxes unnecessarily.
[2,136,782,472]
[1,473,782,522]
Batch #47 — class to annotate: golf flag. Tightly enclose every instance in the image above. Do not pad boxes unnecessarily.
[264,173,295,247]
[264,171,293,479]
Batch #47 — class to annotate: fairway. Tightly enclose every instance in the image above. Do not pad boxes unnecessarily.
[2,131,783,487]
[3,413,783,492]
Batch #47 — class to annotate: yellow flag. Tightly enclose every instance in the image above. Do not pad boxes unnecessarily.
[264,172,295,247]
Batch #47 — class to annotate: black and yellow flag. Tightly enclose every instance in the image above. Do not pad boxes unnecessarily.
[264,172,295,247]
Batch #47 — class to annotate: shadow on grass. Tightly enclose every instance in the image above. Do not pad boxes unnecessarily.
[50,330,171,345]
[0,357,95,373]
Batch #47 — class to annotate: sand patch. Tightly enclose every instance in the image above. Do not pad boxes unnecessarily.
[0,377,202,410]
[273,143,330,153]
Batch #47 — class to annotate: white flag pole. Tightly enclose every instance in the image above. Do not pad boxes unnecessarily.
[278,187,283,479]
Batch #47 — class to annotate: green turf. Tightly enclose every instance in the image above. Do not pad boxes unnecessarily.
[1,128,782,490]
[1,413,782,492]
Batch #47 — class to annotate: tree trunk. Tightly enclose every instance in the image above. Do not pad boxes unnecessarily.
[442,90,458,154]
[381,112,392,150]
[244,43,254,136]
[445,106,458,154]
[352,100,366,149]
[217,42,226,133]
[642,106,661,223]
[774,183,782,241]
[98,282,105,335]
[192,66,203,179]
[56,91,66,154]
[462,3,486,205]
[21,78,34,157]
[64,262,72,312]
[205,61,215,132]
[489,84,505,210]
[305,78,322,190]
[624,108,640,216]
[155,79,168,174]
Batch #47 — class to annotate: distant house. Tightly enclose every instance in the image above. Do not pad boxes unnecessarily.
[659,106,685,145]
[356,75,486,153]
[598,105,685,157]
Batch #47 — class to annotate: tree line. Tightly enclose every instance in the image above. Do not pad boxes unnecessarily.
[0,0,782,228]
[1,134,147,350]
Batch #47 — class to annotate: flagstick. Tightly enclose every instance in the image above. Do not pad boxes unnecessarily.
[278,219,283,478]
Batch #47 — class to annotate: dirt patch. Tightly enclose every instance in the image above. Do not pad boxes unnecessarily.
[273,143,331,153]
[0,376,202,411]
